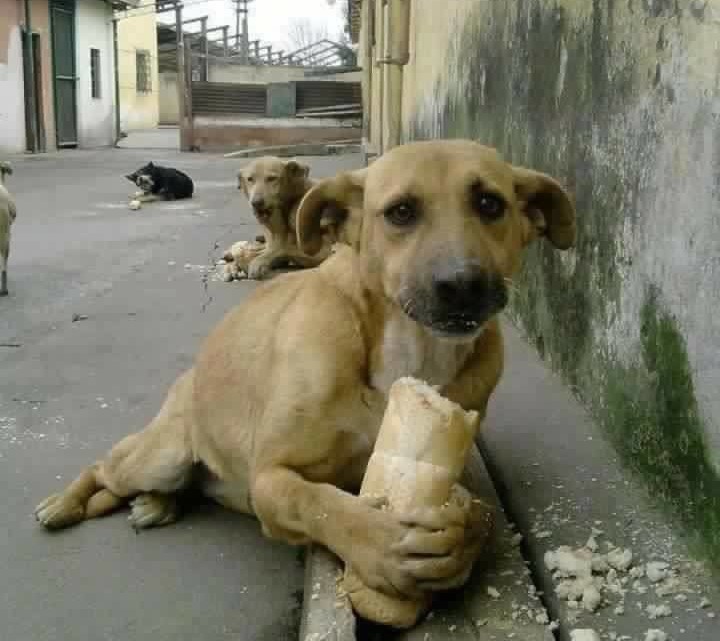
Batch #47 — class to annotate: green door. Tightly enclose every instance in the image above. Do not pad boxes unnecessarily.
[51,0,77,147]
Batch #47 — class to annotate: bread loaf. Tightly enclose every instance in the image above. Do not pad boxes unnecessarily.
[343,377,479,628]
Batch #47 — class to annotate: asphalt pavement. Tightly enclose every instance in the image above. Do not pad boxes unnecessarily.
[0,146,361,641]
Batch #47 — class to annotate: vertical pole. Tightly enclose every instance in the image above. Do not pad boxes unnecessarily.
[184,36,194,151]
[112,18,121,144]
[200,17,208,81]
[23,0,38,152]
[234,0,240,52]
[175,3,189,151]
[222,26,228,57]
[253,39,260,60]
[241,0,249,64]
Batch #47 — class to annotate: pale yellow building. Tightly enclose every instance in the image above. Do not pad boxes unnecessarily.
[116,0,159,131]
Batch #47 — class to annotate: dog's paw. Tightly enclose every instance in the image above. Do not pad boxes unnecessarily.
[128,493,178,530]
[247,260,271,280]
[35,493,85,529]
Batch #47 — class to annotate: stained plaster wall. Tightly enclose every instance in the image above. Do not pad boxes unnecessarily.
[362,0,720,567]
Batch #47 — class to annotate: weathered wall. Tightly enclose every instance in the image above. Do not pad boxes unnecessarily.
[158,71,179,124]
[75,0,115,147]
[30,0,57,151]
[0,3,25,153]
[364,0,720,567]
[207,62,361,85]
[116,0,159,131]
[190,115,360,152]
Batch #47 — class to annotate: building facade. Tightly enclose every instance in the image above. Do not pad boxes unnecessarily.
[0,0,55,153]
[0,0,137,153]
[116,0,159,132]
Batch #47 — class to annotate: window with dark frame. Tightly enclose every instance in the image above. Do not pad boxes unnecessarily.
[136,50,151,93]
[90,48,101,99]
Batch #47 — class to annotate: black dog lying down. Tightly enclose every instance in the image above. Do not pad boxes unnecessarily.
[126,162,194,209]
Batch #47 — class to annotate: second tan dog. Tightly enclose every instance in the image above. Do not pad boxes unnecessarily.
[237,156,332,279]
[35,140,576,612]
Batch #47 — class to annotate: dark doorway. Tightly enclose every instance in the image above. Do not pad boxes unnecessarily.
[51,0,78,147]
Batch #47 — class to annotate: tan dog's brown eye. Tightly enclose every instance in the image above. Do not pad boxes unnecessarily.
[384,201,419,227]
[471,185,505,221]
[246,177,255,184]
[266,176,278,183]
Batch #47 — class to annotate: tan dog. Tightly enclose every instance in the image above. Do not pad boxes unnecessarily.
[35,140,576,607]
[0,161,17,297]
[237,156,332,279]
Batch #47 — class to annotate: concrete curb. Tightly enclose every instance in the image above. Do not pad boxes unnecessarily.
[223,141,361,159]
[299,445,554,641]
[299,546,356,641]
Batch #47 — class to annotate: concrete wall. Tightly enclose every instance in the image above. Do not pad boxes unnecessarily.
[75,0,115,147]
[116,0,159,131]
[207,61,361,85]
[361,0,720,566]
[158,71,179,124]
[0,4,26,153]
[190,114,360,153]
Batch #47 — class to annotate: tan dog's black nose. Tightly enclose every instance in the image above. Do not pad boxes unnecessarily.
[251,196,266,210]
[432,260,506,315]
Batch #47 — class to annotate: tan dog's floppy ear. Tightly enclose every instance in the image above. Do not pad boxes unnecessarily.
[237,168,247,194]
[284,160,310,180]
[297,169,367,256]
[513,167,576,249]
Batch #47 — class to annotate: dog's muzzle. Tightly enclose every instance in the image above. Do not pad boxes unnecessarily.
[136,175,154,191]
[399,259,508,338]
[251,201,271,221]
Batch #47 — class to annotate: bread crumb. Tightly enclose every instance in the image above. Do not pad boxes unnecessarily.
[582,585,603,612]
[646,604,672,619]
[486,586,501,599]
[570,629,601,641]
[644,630,667,641]
[646,561,670,583]
[607,548,633,572]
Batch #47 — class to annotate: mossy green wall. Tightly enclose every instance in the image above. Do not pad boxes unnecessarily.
[403,0,720,567]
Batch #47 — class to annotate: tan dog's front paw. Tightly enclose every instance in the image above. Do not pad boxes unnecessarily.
[128,493,178,530]
[409,487,495,592]
[35,493,85,530]
[348,500,473,599]
[247,258,272,280]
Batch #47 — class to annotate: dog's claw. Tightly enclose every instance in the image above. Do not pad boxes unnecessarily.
[127,493,177,530]
[34,493,85,529]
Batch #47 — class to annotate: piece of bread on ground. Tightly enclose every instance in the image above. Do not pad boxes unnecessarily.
[221,239,266,281]
[343,377,480,628]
